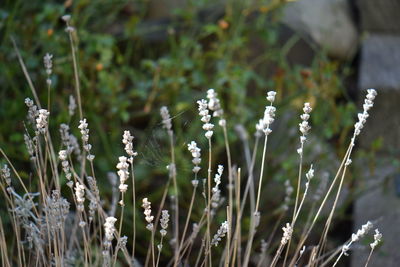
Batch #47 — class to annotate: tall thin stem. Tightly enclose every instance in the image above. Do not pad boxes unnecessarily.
[131,164,136,261]
[364,248,375,267]
[288,144,352,267]
[205,138,213,267]
[243,133,268,266]
[169,133,180,267]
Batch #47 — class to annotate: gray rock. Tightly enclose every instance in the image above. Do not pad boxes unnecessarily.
[359,34,400,90]
[356,0,400,33]
[282,0,358,60]
[351,161,400,267]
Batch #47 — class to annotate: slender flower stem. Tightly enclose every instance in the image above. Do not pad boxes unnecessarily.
[66,22,83,120]
[151,230,156,267]
[156,236,164,267]
[169,133,180,267]
[113,193,125,266]
[205,138,212,267]
[316,142,354,258]
[243,133,268,266]
[364,248,375,267]
[288,144,352,267]
[131,164,136,261]
[178,179,198,259]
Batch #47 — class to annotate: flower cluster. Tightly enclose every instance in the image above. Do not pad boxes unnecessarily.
[266,91,276,102]
[24,134,37,161]
[354,89,377,137]
[74,182,85,212]
[370,229,382,249]
[160,210,170,237]
[341,221,374,257]
[36,109,50,134]
[351,221,373,243]
[103,216,117,251]
[117,236,128,250]
[68,95,77,116]
[207,89,223,117]
[43,53,53,85]
[116,156,129,195]
[62,15,75,33]
[1,165,12,193]
[189,223,200,242]
[197,99,214,139]
[211,165,224,209]
[160,106,173,135]
[299,103,312,137]
[59,150,73,187]
[25,98,39,125]
[187,141,201,176]
[256,91,277,136]
[281,223,293,245]
[87,176,99,222]
[44,190,70,232]
[142,198,154,231]
[211,221,229,246]
[78,119,95,161]
[122,130,137,162]
[305,164,314,190]
[282,180,293,211]
[60,124,81,159]
[206,89,225,126]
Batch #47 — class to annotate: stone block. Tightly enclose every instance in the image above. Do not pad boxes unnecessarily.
[356,0,400,33]
[359,34,400,90]
[351,163,400,267]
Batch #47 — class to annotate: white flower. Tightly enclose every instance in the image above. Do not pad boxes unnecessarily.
[74,182,85,211]
[299,103,312,139]
[59,150,68,161]
[160,106,172,132]
[197,99,214,139]
[188,141,201,174]
[256,93,277,135]
[65,26,75,33]
[160,210,170,236]
[59,150,71,180]
[306,165,314,180]
[116,156,129,193]
[351,221,373,242]
[354,89,377,137]
[211,221,229,246]
[342,244,350,256]
[61,15,71,22]
[266,91,277,103]
[370,229,382,249]
[104,216,117,247]
[122,130,138,160]
[68,95,76,116]
[303,103,312,114]
[36,109,50,134]
[142,198,154,231]
[0,164,11,186]
[43,53,53,76]
[206,88,224,118]
[78,119,89,142]
[281,223,293,245]
[211,165,224,208]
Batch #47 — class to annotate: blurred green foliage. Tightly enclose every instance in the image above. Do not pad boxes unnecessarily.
[0,0,359,262]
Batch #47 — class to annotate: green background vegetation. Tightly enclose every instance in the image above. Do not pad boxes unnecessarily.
[0,0,364,263]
